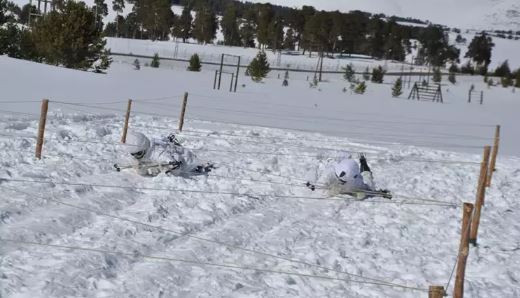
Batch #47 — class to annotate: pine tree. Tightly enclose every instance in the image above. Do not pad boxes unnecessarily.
[283,28,296,50]
[392,78,402,97]
[172,6,192,43]
[256,4,274,48]
[501,76,513,88]
[93,0,108,30]
[151,53,160,68]
[343,63,355,82]
[269,16,284,50]
[112,0,124,36]
[448,71,456,84]
[133,58,140,70]
[247,50,270,82]
[354,81,367,94]
[371,66,385,83]
[31,1,106,70]
[363,67,370,80]
[133,0,173,40]
[94,49,112,73]
[239,8,256,48]
[193,6,217,44]
[465,33,495,69]
[449,63,459,73]
[494,60,511,78]
[433,67,442,83]
[515,69,520,88]
[187,53,201,71]
[221,4,240,46]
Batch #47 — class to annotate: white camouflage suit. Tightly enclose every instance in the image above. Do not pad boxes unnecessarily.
[323,158,376,199]
[125,132,200,177]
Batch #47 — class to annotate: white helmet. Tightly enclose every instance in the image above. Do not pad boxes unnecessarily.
[125,132,150,159]
[334,158,360,183]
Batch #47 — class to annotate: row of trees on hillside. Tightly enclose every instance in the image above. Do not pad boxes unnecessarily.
[0,0,502,75]
[103,0,470,67]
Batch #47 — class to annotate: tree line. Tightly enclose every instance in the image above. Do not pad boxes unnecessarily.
[103,0,465,66]
[0,0,513,78]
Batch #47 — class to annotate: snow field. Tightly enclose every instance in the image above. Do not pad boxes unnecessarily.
[0,100,519,297]
[0,54,519,297]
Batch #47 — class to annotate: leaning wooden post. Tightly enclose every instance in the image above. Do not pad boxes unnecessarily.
[486,125,500,187]
[454,202,474,298]
[469,146,491,245]
[35,99,49,159]
[178,92,188,132]
[121,99,132,143]
[429,286,445,298]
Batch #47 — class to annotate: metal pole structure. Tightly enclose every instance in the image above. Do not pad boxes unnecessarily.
[319,51,324,82]
[213,70,218,89]
[234,56,241,92]
[230,74,234,92]
[218,54,224,90]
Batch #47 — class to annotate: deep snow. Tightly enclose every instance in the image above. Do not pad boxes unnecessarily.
[0,53,519,297]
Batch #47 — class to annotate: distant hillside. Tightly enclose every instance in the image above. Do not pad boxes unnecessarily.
[245,0,520,31]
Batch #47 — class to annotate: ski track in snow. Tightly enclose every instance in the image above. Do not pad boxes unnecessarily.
[0,111,519,298]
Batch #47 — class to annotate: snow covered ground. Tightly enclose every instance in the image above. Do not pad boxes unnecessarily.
[0,55,519,297]
[106,34,520,74]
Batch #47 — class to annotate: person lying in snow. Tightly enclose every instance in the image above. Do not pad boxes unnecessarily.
[122,132,214,177]
[307,154,391,199]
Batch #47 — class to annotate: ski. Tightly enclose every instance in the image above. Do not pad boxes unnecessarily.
[305,182,392,199]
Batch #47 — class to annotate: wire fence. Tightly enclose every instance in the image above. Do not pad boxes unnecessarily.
[0,238,429,293]
[2,186,429,291]
[0,92,499,296]
[0,130,482,166]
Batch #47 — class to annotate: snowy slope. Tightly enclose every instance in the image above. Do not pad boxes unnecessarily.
[0,55,518,156]
[1,108,519,298]
[1,55,520,297]
[245,0,520,30]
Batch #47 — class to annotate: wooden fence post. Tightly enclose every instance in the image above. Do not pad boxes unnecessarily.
[178,92,188,132]
[469,146,491,245]
[121,99,132,143]
[35,99,49,159]
[429,286,445,298]
[486,125,500,187]
[454,202,474,298]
